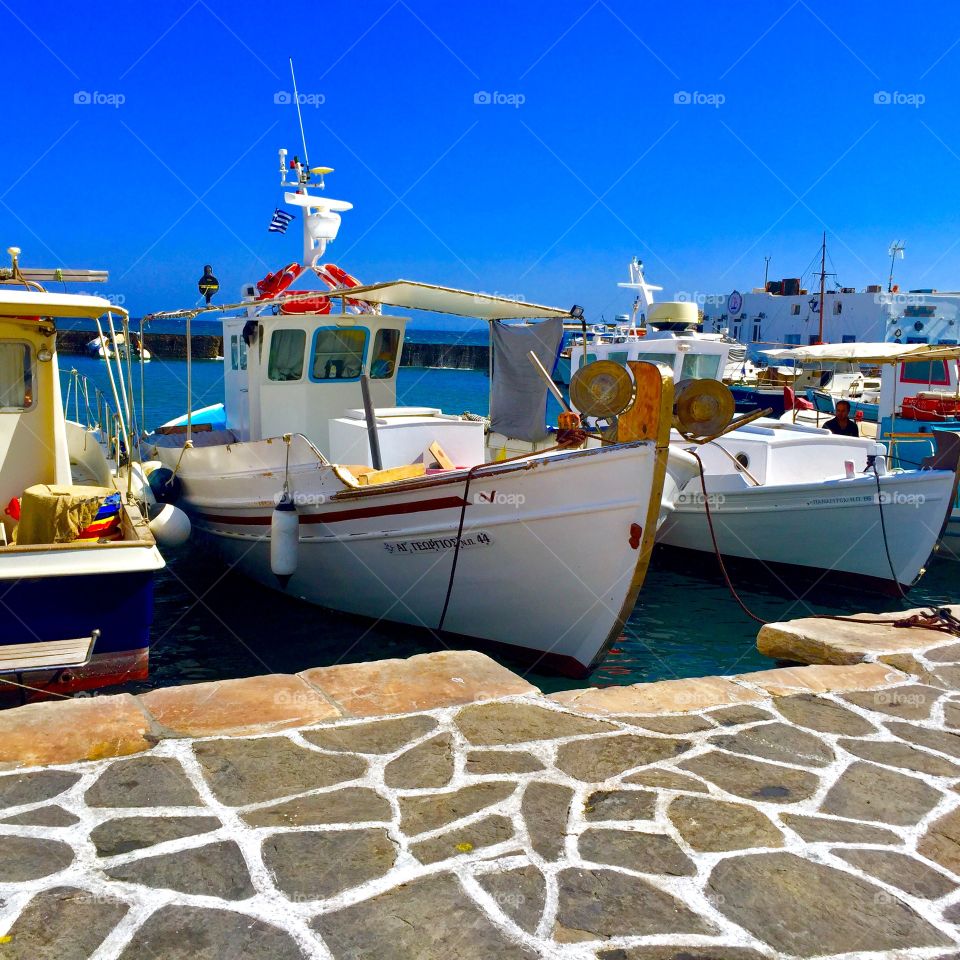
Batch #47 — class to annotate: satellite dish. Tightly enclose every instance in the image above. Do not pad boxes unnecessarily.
[674,378,736,438]
[570,361,634,419]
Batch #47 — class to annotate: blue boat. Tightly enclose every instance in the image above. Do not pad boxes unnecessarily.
[0,255,164,701]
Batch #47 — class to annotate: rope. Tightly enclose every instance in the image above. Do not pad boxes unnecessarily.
[0,675,73,700]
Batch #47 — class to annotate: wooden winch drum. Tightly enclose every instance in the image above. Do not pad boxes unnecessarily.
[673,378,736,437]
[569,360,634,419]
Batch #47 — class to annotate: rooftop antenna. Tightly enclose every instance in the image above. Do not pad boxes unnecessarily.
[290,58,310,176]
[888,239,905,292]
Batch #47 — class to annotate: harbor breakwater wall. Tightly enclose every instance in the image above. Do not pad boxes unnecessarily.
[56,330,489,369]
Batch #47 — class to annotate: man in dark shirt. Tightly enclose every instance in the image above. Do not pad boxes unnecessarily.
[824,399,860,437]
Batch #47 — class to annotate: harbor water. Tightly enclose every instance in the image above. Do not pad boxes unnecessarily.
[60,335,960,695]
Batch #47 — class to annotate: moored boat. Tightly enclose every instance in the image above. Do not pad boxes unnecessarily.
[0,251,165,699]
[145,150,698,676]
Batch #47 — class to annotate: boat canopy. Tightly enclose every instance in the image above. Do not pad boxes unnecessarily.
[763,342,960,365]
[0,290,128,320]
[330,280,573,320]
[145,280,573,324]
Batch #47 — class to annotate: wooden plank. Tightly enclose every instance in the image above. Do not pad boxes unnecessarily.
[428,441,455,470]
[0,636,95,673]
[356,464,427,486]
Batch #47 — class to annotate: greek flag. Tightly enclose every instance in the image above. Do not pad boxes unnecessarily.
[268,208,295,234]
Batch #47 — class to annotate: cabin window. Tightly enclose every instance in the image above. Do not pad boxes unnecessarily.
[681,352,722,380]
[268,329,306,381]
[900,359,949,385]
[370,328,401,379]
[310,328,368,381]
[230,335,239,371]
[639,352,676,370]
[239,337,247,370]
[0,343,33,411]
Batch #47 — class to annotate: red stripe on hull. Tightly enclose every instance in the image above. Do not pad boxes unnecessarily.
[198,495,469,527]
[0,648,149,705]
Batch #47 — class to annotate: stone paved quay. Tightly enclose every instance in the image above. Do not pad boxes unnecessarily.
[3,612,960,959]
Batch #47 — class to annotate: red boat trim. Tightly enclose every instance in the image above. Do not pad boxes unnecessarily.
[197,495,470,527]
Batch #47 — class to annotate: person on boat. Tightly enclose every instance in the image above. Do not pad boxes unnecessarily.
[824,399,860,437]
[198,265,219,304]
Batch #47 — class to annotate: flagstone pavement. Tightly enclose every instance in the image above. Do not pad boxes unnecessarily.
[1,622,960,959]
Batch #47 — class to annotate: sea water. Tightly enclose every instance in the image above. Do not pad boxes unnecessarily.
[57,335,960,694]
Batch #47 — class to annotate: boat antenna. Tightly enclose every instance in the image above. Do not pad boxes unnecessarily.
[888,239,905,292]
[289,58,310,173]
[817,231,826,345]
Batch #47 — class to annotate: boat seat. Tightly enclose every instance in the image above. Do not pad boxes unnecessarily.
[0,633,98,675]
[336,463,427,487]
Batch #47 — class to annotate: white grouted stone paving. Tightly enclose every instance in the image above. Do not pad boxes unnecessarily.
[2,677,960,960]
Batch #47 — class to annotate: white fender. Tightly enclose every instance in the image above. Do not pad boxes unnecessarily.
[148,503,191,548]
[271,492,299,583]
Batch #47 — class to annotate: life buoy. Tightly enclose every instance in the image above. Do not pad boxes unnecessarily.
[280,294,332,315]
[315,262,374,314]
[256,262,303,299]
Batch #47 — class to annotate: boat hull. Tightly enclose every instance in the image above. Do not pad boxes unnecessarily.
[658,470,956,594]
[0,567,155,701]
[162,438,670,676]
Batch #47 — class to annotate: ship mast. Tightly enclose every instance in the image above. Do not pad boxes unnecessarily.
[817,231,826,345]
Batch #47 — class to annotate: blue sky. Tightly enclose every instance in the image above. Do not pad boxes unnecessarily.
[3,0,960,326]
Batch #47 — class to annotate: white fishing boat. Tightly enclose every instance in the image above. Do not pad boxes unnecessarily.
[87,329,151,362]
[554,259,754,386]
[657,416,957,594]
[0,250,165,699]
[145,149,700,676]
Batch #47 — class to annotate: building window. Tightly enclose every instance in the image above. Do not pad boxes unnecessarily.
[268,329,306,381]
[733,325,741,340]
[752,322,761,342]
[808,335,820,345]
[791,304,800,316]
[834,301,843,315]
[310,327,368,381]
[370,329,401,379]
[0,342,33,410]
[784,334,801,345]
[842,335,856,343]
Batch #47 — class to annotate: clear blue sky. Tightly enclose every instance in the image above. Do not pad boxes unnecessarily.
[3,0,959,326]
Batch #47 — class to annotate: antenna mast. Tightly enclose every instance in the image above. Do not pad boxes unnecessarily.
[289,58,310,173]
[888,239,905,292]
[817,232,826,345]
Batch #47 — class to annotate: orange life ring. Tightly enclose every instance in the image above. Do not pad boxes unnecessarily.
[315,262,374,314]
[256,262,303,299]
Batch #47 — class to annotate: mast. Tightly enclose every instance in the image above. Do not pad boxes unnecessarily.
[817,232,826,344]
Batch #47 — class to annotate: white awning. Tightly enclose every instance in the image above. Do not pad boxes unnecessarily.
[762,342,960,365]
[326,280,573,320]
[0,289,128,320]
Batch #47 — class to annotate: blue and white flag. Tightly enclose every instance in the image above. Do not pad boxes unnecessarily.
[268,208,295,234]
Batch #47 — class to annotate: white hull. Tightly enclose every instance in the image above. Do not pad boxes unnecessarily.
[158,436,678,674]
[659,470,956,593]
